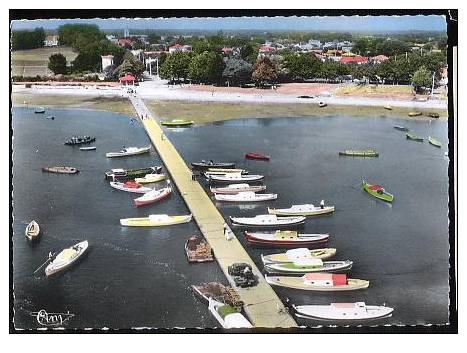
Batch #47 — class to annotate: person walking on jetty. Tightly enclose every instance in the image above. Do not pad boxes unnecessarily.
[224,223,233,241]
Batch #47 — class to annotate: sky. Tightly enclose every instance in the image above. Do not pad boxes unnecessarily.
[11,15,447,33]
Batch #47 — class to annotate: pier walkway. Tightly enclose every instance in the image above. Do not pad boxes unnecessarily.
[128,93,297,328]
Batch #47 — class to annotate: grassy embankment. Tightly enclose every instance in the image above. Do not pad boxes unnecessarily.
[335,84,448,99]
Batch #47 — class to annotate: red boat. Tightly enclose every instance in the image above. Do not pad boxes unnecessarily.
[245,152,270,161]
[133,186,172,207]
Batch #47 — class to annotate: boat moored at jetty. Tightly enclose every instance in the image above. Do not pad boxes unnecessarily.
[42,166,79,174]
[64,136,96,146]
[133,186,172,207]
[362,180,394,202]
[268,203,334,216]
[245,152,270,160]
[393,125,409,131]
[106,146,151,158]
[338,149,379,157]
[110,181,153,193]
[261,247,337,263]
[25,220,40,241]
[406,133,424,142]
[105,166,162,180]
[263,258,353,274]
[185,235,214,263]
[265,273,368,291]
[191,161,236,170]
[192,282,243,308]
[208,298,252,329]
[231,215,305,228]
[45,241,89,276]
[120,214,192,227]
[161,119,194,127]
[134,173,166,184]
[215,191,277,202]
[207,173,264,183]
[245,230,328,246]
[428,136,442,148]
[207,168,246,174]
[293,302,394,321]
[210,183,266,194]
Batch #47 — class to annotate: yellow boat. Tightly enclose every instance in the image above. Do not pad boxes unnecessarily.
[120,214,192,227]
[262,248,337,263]
[265,273,369,291]
[207,168,246,174]
[268,204,335,216]
[134,173,166,184]
[25,220,40,241]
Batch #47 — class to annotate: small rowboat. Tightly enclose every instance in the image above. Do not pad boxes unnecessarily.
[135,173,166,184]
[133,186,172,207]
[406,132,424,142]
[265,273,368,291]
[185,235,214,263]
[161,119,194,127]
[34,107,45,114]
[106,146,151,158]
[338,149,379,157]
[191,161,236,170]
[45,116,55,120]
[428,136,442,148]
[268,203,334,216]
[105,166,162,181]
[207,168,247,175]
[192,282,243,308]
[208,298,252,329]
[318,102,327,107]
[408,111,422,117]
[42,166,79,174]
[384,105,392,110]
[45,241,88,276]
[110,181,153,193]
[262,248,337,263]
[65,136,96,146]
[210,183,266,194]
[25,220,40,241]
[231,215,306,228]
[245,231,328,246]
[208,173,264,183]
[215,191,277,202]
[362,180,394,202]
[293,302,394,321]
[263,258,353,274]
[80,146,96,151]
[120,214,192,227]
[245,152,270,161]
[427,112,440,118]
[394,125,409,132]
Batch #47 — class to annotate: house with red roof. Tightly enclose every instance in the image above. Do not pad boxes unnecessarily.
[118,38,133,48]
[370,55,390,64]
[340,56,369,65]
[168,44,192,54]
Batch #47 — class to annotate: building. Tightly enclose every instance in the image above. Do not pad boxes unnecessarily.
[106,35,118,44]
[168,44,192,53]
[44,35,59,47]
[101,55,114,71]
[370,55,390,64]
[118,38,133,48]
[340,56,369,65]
[130,49,144,61]
[119,74,136,85]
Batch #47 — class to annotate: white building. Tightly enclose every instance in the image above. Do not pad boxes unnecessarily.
[101,55,114,71]
[106,34,118,44]
[44,35,59,47]
[168,44,192,54]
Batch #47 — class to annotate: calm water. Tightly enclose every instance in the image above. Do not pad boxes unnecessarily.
[12,107,450,329]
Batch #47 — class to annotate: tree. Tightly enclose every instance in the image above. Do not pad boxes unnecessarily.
[222,58,252,86]
[252,57,277,87]
[117,52,145,78]
[11,28,45,50]
[188,51,224,83]
[240,43,259,64]
[411,66,432,93]
[284,53,321,80]
[58,24,104,50]
[48,53,67,74]
[159,51,193,82]
[148,33,160,44]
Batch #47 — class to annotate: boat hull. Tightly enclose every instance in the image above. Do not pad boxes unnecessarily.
[105,166,162,181]
[262,248,337,262]
[245,153,270,160]
[428,137,442,147]
[215,193,277,202]
[42,167,79,174]
[106,146,151,158]
[161,120,194,126]
[120,214,192,227]
[110,182,153,193]
[191,162,236,170]
[25,220,40,241]
[394,126,409,131]
[80,146,96,151]
[45,241,88,276]
[210,185,266,194]
[362,181,394,202]
[245,232,328,246]
[265,276,368,291]
[338,150,379,157]
[208,175,264,183]
[264,260,353,274]
[133,187,172,207]
[231,216,306,228]
[135,174,166,184]
[293,304,394,321]
[406,133,424,142]
[268,206,334,216]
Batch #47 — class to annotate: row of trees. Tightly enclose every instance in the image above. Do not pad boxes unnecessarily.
[11,28,45,50]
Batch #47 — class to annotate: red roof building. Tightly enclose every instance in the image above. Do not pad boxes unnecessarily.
[119,74,136,85]
[118,38,133,47]
[340,56,369,65]
[371,55,390,63]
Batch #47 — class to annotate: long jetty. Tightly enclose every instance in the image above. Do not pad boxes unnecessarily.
[128,93,297,328]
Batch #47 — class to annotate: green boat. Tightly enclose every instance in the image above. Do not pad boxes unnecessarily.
[428,136,442,148]
[362,180,394,202]
[406,133,424,142]
[160,119,194,127]
[339,149,379,157]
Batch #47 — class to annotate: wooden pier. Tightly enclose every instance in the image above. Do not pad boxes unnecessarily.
[128,93,297,328]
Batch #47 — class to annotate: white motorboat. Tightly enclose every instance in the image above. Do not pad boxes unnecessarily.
[133,186,172,207]
[215,191,277,202]
[210,183,266,194]
[261,248,337,263]
[268,203,335,216]
[110,181,153,193]
[293,302,394,321]
[45,241,89,276]
[263,258,353,274]
[106,146,151,158]
[245,231,329,246]
[79,146,96,151]
[265,273,369,291]
[134,173,166,184]
[207,173,264,183]
[230,214,305,227]
[208,298,252,329]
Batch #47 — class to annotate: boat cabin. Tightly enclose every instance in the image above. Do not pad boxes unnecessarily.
[274,230,298,239]
[303,273,347,286]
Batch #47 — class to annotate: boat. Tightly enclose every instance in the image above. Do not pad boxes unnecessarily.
[215,191,277,202]
[207,168,247,174]
[293,302,394,321]
[245,231,328,246]
[428,136,442,148]
[45,241,89,276]
[384,105,392,110]
[263,258,353,274]
[160,119,194,127]
[191,161,236,170]
[427,112,440,118]
[261,247,337,263]
[318,102,327,107]
[192,282,243,308]
[42,166,79,174]
[268,203,334,216]
[64,136,96,146]
[79,146,96,151]
[109,181,153,193]
[210,183,266,194]
[338,149,379,157]
[45,116,55,120]
[185,235,214,263]
[133,186,172,207]
[265,273,368,291]
[406,132,424,142]
[106,146,151,158]
[134,173,166,184]
[245,152,270,161]
[393,125,409,131]
[207,173,264,183]
[34,107,45,113]
[408,111,422,117]
[208,298,252,329]
[230,215,306,228]
[25,220,40,241]
[105,166,162,181]
[120,214,192,227]
[362,180,394,202]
